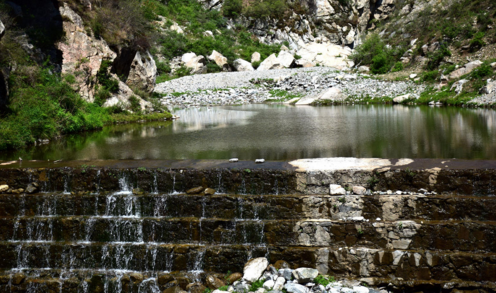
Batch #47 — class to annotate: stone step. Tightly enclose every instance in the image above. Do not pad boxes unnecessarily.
[0,244,495,287]
[1,218,495,252]
[1,193,496,222]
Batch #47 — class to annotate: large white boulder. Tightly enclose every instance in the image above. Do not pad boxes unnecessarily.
[233,59,254,72]
[181,52,198,63]
[277,51,295,68]
[449,60,483,80]
[183,53,207,74]
[296,43,353,70]
[393,94,410,104]
[450,79,469,94]
[243,257,268,282]
[295,88,344,105]
[208,50,229,71]
[257,54,283,71]
[480,80,496,94]
[251,52,261,63]
[126,50,157,93]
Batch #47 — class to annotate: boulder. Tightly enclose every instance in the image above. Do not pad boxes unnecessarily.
[284,283,309,293]
[292,268,318,283]
[296,43,353,69]
[295,59,315,68]
[208,50,229,71]
[393,94,410,104]
[203,30,214,37]
[450,79,469,94]
[449,60,483,80]
[263,280,275,290]
[11,273,25,285]
[170,23,184,34]
[25,183,38,194]
[233,59,254,72]
[206,275,226,289]
[243,257,269,282]
[272,277,286,291]
[227,272,243,284]
[0,19,5,40]
[184,54,207,75]
[330,184,346,195]
[352,186,367,195]
[480,80,496,94]
[251,52,261,63]
[257,54,283,71]
[186,186,205,194]
[409,74,417,79]
[358,66,370,73]
[491,62,496,70]
[204,188,216,195]
[126,50,157,93]
[182,53,197,63]
[0,185,8,193]
[277,51,295,68]
[186,283,206,293]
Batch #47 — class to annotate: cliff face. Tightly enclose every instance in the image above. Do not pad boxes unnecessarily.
[200,0,398,49]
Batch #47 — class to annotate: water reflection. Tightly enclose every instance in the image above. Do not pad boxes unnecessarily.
[2,104,496,160]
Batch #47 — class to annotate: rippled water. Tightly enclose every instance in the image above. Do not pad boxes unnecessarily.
[3,104,496,160]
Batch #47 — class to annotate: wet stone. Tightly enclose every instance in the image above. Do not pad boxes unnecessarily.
[187,186,205,194]
[205,188,216,195]
[206,275,226,289]
[227,272,242,284]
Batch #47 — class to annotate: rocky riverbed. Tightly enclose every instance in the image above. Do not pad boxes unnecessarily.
[154,68,426,108]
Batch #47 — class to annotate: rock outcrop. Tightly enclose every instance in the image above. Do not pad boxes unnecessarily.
[126,50,157,93]
[0,19,5,39]
[58,3,116,101]
[57,3,151,111]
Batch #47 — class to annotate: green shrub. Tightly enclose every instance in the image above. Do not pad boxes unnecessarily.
[96,60,119,93]
[252,61,262,69]
[218,286,229,291]
[371,53,391,74]
[128,96,141,113]
[223,0,243,17]
[469,32,486,52]
[426,44,451,70]
[471,62,493,79]
[477,12,492,31]
[243,0,288,18]
[156,61,172,75]
[391,62,404,72]
[207,63,223,73]
[422,70,439,82]
[249,280,264,292]
[314,275,332,286]
[337,0,351,6]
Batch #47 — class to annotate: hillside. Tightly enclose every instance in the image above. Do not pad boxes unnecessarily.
[0,0,495,150]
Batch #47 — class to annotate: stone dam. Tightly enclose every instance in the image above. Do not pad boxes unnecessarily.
[0,158,495,293]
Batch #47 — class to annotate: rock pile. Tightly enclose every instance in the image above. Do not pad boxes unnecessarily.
[165,257,388,293]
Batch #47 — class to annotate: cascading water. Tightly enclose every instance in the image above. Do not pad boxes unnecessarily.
[2,170,277,292]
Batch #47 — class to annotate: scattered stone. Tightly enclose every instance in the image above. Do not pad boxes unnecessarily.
[256,159,265,163]
[292,268,318,283]
[352,186,366,195]
[330,184,346,195]
[229,158,239,163]
[243,257,269,282]
[233,59,254,72]
[12,273,25,285]
[204,188,216,195]
[491,62,496,70]
[25,183,38,194]
[206,275,226,289]
[186,186,205,194]
[284,282,309,293]
[393,94,410,104]
[278,268,293,281]
[264,279,275,290]
[273,277,286,291]
[409,74,417,79]
[0,185,8,193]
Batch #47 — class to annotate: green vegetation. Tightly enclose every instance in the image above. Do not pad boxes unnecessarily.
[314,275,335,286]
[249,280,264,292]
[350,34,404,74]
[265,90,302,102]
[143,0,282,80]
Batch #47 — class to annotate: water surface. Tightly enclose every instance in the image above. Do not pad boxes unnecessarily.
[3,104,496,160]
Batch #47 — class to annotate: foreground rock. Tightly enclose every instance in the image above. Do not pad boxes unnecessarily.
[243,257,268,282]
